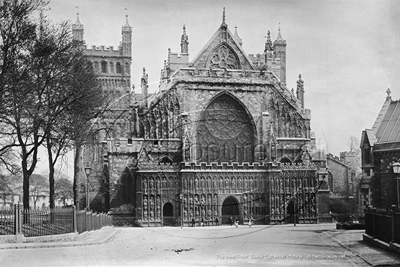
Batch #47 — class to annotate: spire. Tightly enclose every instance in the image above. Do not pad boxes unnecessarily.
[72,6,84,41]
[234,25,243,46]
[122,8,132,31]
[265,30,272,52]
[74,6,82,26]
[121,8,132,56]
[222,7,226,27]
[141,67,148,108]
[277,24,283,40]
[181,24,189,54]
[296,74,305,108]
[220,7,228,40]
[273,24,286,45]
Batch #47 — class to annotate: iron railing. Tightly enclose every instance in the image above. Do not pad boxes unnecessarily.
[365,208,400,244]
[22,207,74,237]
[0,205,113,238]
[0,207,15,235]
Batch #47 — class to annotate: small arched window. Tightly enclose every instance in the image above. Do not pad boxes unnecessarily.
[109,62,114,73]
[125,62,130,74]
[101,61,107,73]
[116,62,122,73]
[93,61,99,72]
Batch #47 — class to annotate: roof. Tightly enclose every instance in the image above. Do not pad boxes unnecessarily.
[375,100,400,143]
[372,97,392,133]
[360,129,377,147]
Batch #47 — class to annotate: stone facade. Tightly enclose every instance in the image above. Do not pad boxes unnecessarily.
[326,153,356,197]
[75,10,329,225]
[71,13,133,210]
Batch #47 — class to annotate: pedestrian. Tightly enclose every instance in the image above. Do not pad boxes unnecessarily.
[234,217,239,228]
[191,218,195,227]
[215,217,219,226]
[201,217,204,227]
[248,218,252,228]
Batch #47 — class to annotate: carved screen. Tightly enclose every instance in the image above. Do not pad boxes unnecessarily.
[196,94,254,163]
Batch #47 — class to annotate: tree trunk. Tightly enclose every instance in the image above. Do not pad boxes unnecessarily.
[73,143,82,209]
[22,157,30,210]
[47,138,55,209]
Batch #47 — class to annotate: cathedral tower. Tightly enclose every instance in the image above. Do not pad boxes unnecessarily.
[121,13,132,56]
[72,11,84,42]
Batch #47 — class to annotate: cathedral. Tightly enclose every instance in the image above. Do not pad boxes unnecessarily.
[73,9,329,226]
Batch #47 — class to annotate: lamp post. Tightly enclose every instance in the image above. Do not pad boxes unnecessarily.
[393,162,400,209]
[85,167,92,211]
[179,193,183,228]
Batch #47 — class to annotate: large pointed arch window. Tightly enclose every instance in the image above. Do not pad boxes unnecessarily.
[195,94,254,163]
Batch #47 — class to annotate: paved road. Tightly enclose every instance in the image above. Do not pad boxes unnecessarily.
[0,224,393,266]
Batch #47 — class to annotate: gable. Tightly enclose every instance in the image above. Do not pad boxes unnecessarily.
[190,26,255,70]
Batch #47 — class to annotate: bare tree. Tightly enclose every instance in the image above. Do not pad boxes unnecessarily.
[54,176,73,207]
[0,0,52,210]
[32,15,104,209]
[347,135,361,173]
[0,173,21,207]
[29,174,48,209]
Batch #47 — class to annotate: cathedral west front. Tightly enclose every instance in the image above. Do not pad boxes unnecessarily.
[75,9,329,226]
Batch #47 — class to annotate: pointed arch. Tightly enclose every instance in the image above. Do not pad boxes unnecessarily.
[279,156,292,164]
[206,43,241,70]
[195,92,256,163]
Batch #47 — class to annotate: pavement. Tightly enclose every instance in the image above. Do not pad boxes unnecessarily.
[1,224,400,266]
[322,228,400,266]
[0,226,119,250]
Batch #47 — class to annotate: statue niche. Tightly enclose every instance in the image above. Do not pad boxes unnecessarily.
[195,94,255,163]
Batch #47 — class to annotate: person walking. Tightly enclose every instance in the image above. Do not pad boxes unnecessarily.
[248,218,252,228]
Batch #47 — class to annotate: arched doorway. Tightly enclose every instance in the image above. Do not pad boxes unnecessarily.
[221,196,239,225]
[196,93,255,163]
[286,200,299,224]
[162,202,174,226]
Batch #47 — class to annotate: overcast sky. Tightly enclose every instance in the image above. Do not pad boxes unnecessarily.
[41,0,399,175]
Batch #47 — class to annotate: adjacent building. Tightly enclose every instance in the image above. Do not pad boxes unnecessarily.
[360,89,400,214]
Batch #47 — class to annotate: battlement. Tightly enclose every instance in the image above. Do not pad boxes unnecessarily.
[169,68,281,86]
[138,162,180,171]
[84,45,124,57]
[169,53,189,64]
[180,161,316,171]
[326,153,351,167]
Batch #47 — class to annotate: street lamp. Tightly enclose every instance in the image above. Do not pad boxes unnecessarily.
[179,193,183,228]
[85,167,92,211]
[393,162,400,209]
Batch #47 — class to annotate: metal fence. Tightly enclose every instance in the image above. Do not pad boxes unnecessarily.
[0,205,113,238]
[22,207,74,237]
[365,208,400,244]
[0,207,15,235]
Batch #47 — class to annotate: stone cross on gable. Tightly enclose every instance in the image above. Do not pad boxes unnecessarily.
[386,88,391,101]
